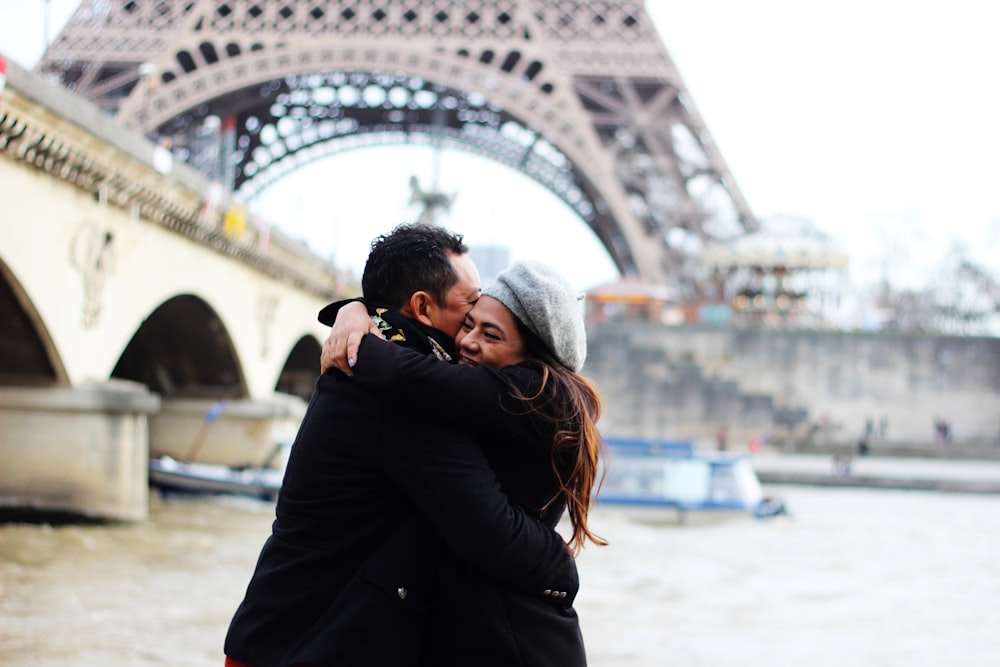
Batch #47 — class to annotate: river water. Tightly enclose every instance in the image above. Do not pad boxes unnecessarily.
[2,485,998,667]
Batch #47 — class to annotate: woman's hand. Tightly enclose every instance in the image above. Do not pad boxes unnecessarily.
[320,301,382,375]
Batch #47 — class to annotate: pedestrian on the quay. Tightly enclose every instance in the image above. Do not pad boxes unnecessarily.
[224,224,582,667]
[324,258,608,665]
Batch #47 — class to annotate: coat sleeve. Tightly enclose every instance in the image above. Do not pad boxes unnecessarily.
[380,416,578,605]
[351,335,536,440]
[317,296,364,326]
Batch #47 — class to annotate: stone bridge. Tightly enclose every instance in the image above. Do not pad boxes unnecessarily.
[1,59,357,519]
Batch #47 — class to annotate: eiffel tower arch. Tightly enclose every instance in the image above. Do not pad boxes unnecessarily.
[37,0,758,291]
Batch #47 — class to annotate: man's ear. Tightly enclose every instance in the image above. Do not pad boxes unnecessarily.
[408,291,437,327]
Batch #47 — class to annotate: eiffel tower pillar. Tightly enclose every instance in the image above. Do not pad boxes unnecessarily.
[37,0,757,292]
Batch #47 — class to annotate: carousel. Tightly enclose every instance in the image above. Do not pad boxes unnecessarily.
[701,215,849,328]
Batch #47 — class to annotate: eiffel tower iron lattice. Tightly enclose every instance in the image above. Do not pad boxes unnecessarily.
[37,0,758,292]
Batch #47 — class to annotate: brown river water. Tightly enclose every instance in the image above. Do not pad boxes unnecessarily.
[2,485,998,667]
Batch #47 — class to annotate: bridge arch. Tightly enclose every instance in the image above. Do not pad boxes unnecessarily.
[276,335,323,401]
[112,294,247,399]
[0,258,68,387]
[108,291,324,403]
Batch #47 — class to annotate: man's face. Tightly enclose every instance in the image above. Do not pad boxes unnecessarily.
[428,251,481,339]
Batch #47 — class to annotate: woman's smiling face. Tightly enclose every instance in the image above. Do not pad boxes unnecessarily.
[455,296,528,369]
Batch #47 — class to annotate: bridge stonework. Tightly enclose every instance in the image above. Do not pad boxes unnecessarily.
[37,0,757,292]
[1,60,355,518]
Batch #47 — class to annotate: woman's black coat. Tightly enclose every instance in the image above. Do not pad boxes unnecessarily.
[352,335,588,666]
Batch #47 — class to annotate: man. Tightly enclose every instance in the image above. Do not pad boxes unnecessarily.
[224,223,577,667]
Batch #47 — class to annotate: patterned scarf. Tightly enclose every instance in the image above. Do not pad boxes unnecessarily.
[369,307,456,363]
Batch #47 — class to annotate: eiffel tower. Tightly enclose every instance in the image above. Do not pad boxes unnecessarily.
[37,0,758,291]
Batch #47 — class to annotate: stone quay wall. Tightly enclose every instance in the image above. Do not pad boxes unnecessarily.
[584,321,1000,455]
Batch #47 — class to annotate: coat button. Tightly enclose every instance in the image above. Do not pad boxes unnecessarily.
[543,589,552,597]
[397,587,408,600]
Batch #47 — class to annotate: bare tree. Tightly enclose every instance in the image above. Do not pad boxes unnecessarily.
[875,246,999,335]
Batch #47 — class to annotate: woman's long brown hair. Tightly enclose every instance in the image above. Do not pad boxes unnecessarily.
[512,325,608,556]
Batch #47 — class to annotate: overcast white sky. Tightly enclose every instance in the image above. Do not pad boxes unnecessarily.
[2,1,998,296]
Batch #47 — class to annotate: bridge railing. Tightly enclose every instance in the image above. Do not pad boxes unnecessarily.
[0,56,356,300]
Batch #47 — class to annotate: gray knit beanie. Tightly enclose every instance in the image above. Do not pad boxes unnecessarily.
[482,259,587,372]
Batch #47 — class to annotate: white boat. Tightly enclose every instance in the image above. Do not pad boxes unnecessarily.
[597,437,786,520]
[148,441,288,500]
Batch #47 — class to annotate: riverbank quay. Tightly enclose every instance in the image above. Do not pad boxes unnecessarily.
[751,452,1000,494]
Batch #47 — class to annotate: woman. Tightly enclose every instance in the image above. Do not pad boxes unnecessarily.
[353,259,605,553]
[337,259,607,664]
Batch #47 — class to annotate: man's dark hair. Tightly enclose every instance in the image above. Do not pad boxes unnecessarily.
[361,223,469,309]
